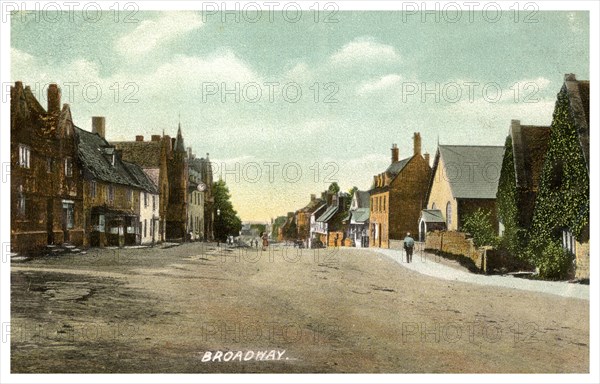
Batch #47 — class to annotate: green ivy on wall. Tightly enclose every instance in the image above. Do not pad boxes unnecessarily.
[528,88,589,279]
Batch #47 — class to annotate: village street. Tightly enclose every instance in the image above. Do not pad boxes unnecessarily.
[10,243,589,373]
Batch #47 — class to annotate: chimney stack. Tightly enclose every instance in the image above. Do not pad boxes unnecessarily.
[151,135,161,142]
[310,194,316,201]
[92,116,106,138]
[187,147,193,159]
[413,132,422,156]
[424,152,430,165]
[135,135,144,142]
[47,83,61,114]
[564,73,576,82]
[391,143,399,163]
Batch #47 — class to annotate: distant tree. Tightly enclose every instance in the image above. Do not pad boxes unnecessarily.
[348,186,358,198]
[213,179,242,242]
[328,182,340,194]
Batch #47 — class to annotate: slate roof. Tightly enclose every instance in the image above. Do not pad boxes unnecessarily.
[316,205,338,223]
[355,190,370,209]
[437,145,505,199]
[385,157,411,176]
[420,209,445,223]
[123,161,159,194]
[76,127,143,189]
[350,208,370,224]
[510,122,551,191]
[299,197,326,214]
[111,140,163,168]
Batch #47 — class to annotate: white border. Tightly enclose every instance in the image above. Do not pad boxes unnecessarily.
[1,1,598,383]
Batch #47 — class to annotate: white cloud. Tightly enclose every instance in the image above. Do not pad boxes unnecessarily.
[115,12,203,56]
[329,37,400,67]
[357,74,402,95]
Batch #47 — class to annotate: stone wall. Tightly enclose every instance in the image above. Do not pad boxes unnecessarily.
[425,230,485,270]
[575,240,590,280]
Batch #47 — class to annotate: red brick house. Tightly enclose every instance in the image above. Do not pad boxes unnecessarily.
[369,133,431,248]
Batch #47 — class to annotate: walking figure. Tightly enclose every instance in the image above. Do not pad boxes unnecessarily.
[261,232,269,251]
[403,232,415,263]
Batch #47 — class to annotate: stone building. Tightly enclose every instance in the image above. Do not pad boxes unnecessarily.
[112,134,171,242]
[123,161,161,245]
[187,150,206,241]
[312,191,350,247]
[295,194,325,241]
[77,120,148,247]
[369,133,431,248]
[425,144,505,234]
[345,190,370,248]
[11,82,84,253]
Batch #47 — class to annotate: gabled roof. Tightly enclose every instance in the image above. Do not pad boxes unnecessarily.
[436,145,505,199]
[420,209,445,223]
[385,157,411,176]
[76,127,143,188]
[510,121,551,191]
[350,208,370,224]
[123,161,158,194]
[299,197,325,214]
[355,190,370,209]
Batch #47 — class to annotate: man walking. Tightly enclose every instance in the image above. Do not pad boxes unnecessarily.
[403,232,415,263]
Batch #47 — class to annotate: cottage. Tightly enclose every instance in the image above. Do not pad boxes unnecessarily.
[369,133,431,248]
[296,194,326,241]
[311,191,350,247]
[345,190,370,247]
[77,120,150,247]
[425,144,505,235]
[123,161,161,245]
[11,82,85,253]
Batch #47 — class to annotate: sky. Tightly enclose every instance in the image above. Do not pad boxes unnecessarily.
[10,8,590,221]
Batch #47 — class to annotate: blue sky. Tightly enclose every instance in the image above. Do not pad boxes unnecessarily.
[11,10,589,221]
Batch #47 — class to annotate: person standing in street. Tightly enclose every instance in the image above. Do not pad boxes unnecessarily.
[403,232,415,263]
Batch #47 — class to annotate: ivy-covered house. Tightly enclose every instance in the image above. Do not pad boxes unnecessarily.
[496,120,551,260]
[528,74,589,279]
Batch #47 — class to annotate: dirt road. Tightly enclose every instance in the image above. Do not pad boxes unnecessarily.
[10,243,589,373]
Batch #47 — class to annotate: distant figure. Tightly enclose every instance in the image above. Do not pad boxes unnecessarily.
[262,233,269,251]
[404,232,415,263]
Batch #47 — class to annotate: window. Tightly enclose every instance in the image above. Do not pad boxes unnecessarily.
[383,196,386,212]
[46,158,53,173]
[446,202,452,227]
[63,201,74,229]
[19,145,30,168]
[90,181,97,198]
[64,157,73,177]
[562,229,575,254]
[152,195,156,211]
[108,185,114,202]
[144,192,148,208]
[18,192,26,216]
[127,189,133,204]
[144,219,147,238]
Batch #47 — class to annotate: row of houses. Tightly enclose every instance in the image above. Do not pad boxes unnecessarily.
[274,74,589,277]
[10,81,215,253]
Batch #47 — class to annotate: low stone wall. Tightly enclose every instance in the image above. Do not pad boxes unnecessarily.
[389,239,405,250]
[425,231,484,270]
[575,240,590,280]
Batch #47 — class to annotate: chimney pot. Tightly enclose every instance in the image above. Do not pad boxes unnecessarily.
[47,83,61,114]
[92,116,106,138]
[135,135,144,141]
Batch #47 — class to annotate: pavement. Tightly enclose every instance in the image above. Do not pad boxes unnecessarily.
[372,247,589,301]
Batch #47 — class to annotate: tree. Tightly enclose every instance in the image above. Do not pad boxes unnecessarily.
[348,186,358,198]
[461,208,498,248]
[213,179,242,242]
[328,182,340,194]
